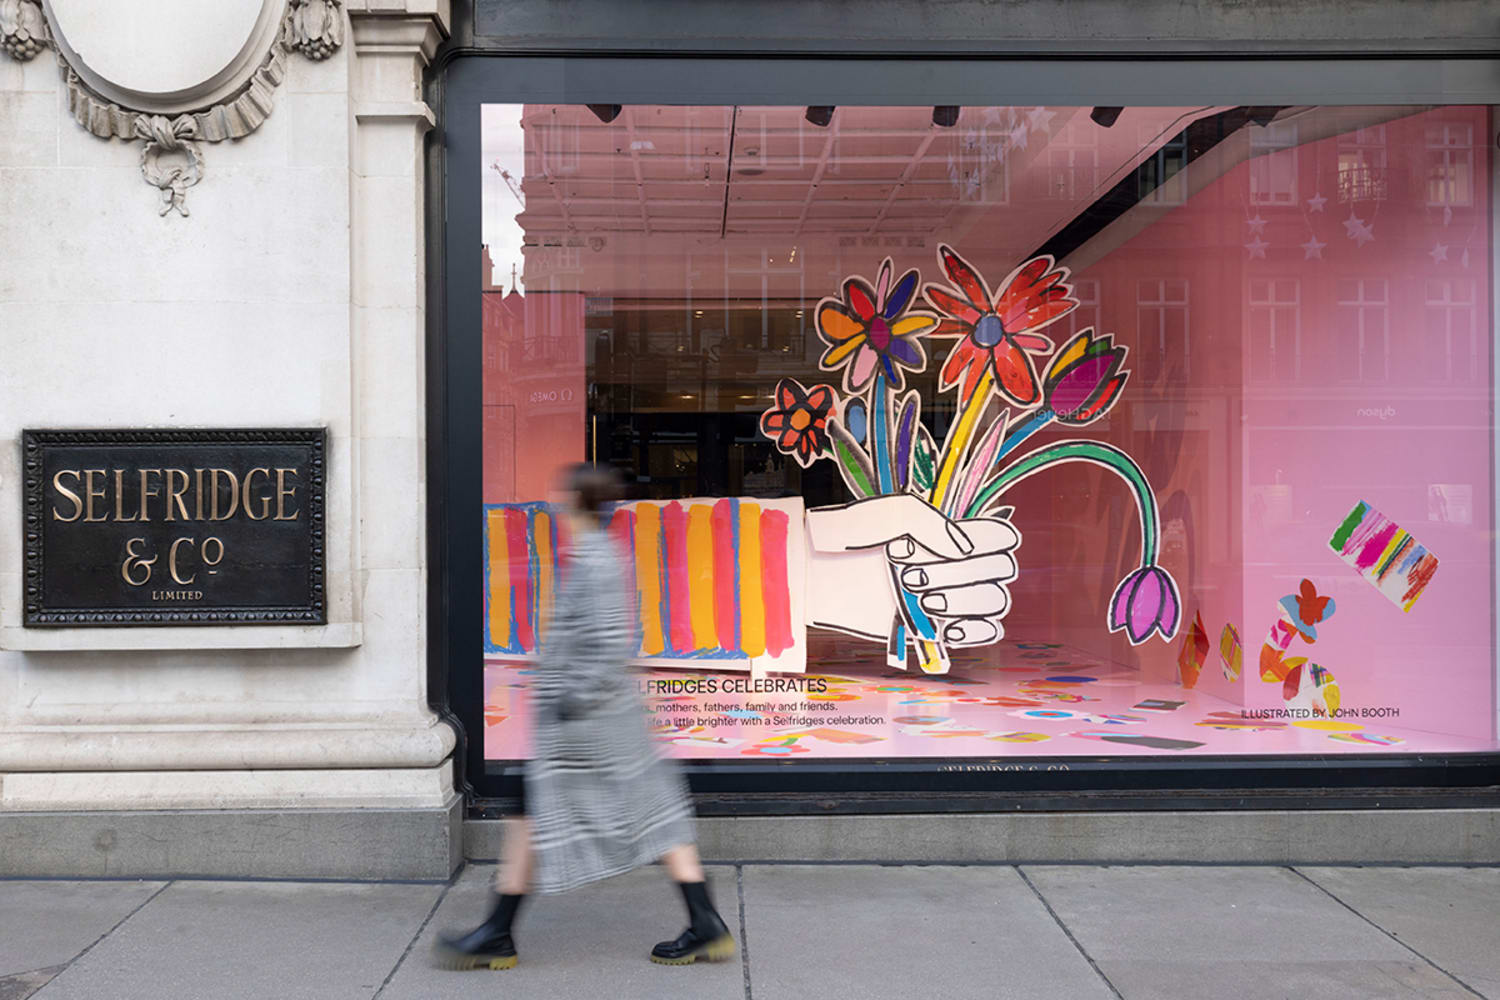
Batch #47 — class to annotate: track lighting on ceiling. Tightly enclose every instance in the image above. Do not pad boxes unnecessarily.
[932,105,960,128]
[805,105,835,127]
[1089,106,1123,128]
[587,104,622,124]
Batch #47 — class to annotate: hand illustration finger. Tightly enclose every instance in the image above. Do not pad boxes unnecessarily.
[918,581,1011,618]
[809,493,973,559]
[952,516,1020,555]
[942,618,1001,647]
[900,553,1018,591]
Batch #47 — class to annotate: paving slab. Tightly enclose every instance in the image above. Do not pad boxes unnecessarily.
[1022,865,1476,1000]
[0,880,165,978]
[378,863,744,1000]
[741,864,1114,1000]
[31,880,442,1000]
[1299,866,1500,998]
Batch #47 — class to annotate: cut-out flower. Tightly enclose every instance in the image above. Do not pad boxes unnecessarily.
[760,378,838,467]
[816,258,937,392]
[1108,565,1181,644]
[1042,328,1130,426]
[924,246,1077,406]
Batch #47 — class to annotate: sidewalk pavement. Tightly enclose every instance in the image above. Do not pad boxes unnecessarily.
[3,863,1498,1000]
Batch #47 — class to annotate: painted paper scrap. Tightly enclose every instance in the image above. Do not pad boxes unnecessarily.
[1219,624,1243,682]
[1176,610,1209,689]
[1329,500,1439,612]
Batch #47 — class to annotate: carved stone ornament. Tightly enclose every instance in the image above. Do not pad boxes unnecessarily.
[0,0,48,60]
[2,0,343,216]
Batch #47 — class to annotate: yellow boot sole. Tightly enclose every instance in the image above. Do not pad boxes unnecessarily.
[433,947,518,971]
[650,934,736,966]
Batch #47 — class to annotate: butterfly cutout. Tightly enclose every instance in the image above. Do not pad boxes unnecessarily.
[1294,579,1333,626]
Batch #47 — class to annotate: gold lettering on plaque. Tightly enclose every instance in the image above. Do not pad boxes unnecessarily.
[168,537,196,585]
[51,470,83,522]
[165,469,192,521]
[208,469,239,520]
[138,469,161,523]
[121,537,156,586]
[194,468,206,521]
[201,536,225,573]
[243,468,272,520]
[274,467,300,520]
[83,469,108,522]
[113,469,138,522]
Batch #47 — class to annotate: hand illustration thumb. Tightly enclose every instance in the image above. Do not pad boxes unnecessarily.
[807,494,974,560]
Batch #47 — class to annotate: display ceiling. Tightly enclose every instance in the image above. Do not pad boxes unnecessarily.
[487,104,1225,299]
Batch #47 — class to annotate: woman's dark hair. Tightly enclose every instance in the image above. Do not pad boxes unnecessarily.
[563,462,623,521]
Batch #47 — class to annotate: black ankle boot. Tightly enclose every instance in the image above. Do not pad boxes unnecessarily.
[651,880,735,965]
[433,891,524,971]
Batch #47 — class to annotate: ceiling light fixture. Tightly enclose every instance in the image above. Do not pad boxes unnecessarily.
[932,105,960,128]
[1089,106,1123,128]
[587,104,622,124]
[805,105,835,127]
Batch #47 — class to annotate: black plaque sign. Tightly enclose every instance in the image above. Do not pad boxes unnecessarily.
[23,429,326,625]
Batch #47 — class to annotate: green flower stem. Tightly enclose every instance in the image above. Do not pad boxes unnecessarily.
[828,421,875,498]
[963,440,1159,565]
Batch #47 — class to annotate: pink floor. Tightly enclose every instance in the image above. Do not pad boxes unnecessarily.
[482,637,1496,762]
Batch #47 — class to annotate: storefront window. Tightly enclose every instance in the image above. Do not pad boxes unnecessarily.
[477,103,1496,769]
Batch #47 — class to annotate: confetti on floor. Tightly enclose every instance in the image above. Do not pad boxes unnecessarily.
[483,634,1493,760]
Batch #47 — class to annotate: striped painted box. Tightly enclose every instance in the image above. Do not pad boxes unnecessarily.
[484,497,807,673]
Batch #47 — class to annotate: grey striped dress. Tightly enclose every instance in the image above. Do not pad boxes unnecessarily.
[525,523,696,894]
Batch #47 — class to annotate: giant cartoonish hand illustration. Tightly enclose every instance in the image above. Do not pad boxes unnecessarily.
[804,494,1021,662]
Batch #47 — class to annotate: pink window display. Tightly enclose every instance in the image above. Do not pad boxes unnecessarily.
[478,103,1497,762]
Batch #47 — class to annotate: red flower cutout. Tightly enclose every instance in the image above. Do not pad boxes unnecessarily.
[923,245,1078,406]
[760,378,837,468]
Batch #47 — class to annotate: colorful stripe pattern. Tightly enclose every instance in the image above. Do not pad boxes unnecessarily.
[1329,500,1439,613]
[484,499,795,661]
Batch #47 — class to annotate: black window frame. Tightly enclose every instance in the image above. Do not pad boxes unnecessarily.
[427,52,1500,813]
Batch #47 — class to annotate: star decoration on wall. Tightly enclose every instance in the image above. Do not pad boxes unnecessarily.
[1009,124,1029,150]
[1443,204,1453,226]
[1301,236,1327,260]
[1244,237,1269,259]
[1246,214,1267,234]
[1026,106,1056,133]
[1306,192,1327,212]
[1342,212,1374,246]
[1429,242,1449,264]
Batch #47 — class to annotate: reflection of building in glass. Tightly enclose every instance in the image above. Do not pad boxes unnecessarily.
[1249,121,1299,206]
[1137,278,1191,376]
[1248,278,1301,381]
[1424,278,1479,382]
[1426,121,1474,206]
[1336,278,1389,382]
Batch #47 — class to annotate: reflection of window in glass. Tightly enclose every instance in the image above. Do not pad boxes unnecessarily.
[1138,131,1188,206]
[1425,123,1473,207]
[1248,278,1301,381]
[1249,122,1298,206]
[536,110,582,176]
[1060,278,1100,338]
[948,116,1011,205]
[1337,125,1387,203]
[1424,278,1478,381]
[1044,117,1099,201]
[1335,278,1388,381]
[1137,278,1190,376]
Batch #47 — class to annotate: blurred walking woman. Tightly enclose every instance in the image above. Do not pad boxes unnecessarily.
[436,463,734,970]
